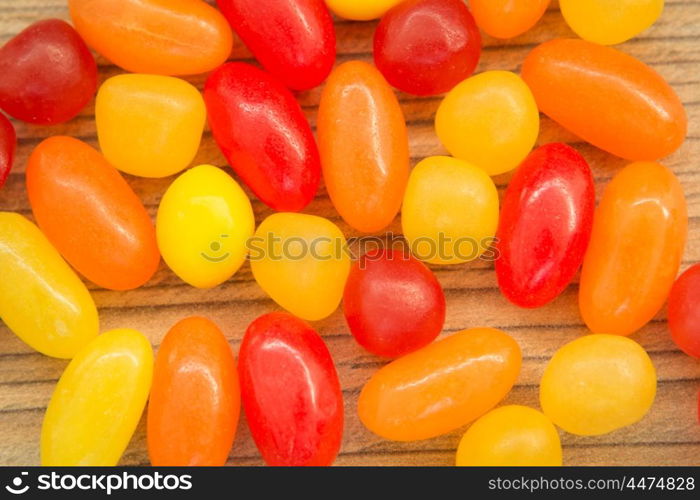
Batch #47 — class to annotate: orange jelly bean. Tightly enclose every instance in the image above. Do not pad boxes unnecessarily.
[358,327,521,441]
[580,162,687,336]
[68,0,232,75]
[522,39,686,161]
[148,317,240,466]
[317,61,409,233]
[471,0,550,39]
[27,136,160,291]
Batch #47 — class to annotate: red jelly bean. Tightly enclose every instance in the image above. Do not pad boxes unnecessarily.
[239,312,343,466]
[374,0,481,96]
[496,143,595,308]
[217,0,335,91]
[0,114,15,189]
[0,19,97,125]
[668,264,700,358]
[204,63,321,212]
[343,248,446,358]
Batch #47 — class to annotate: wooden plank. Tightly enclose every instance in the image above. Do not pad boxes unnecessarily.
[0,0,698,466]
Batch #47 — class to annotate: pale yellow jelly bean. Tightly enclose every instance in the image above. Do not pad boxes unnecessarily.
[96,74,206,178]
[41,329,153,466]
[401,156,499,265]
[0,212,98,358]
[560,0,664,46]
[540,334,657,436]
[456,405,562,466]
[435,70,539,176]
[156,165,254,288]
[325,0,404,21]
[250,213,350,321]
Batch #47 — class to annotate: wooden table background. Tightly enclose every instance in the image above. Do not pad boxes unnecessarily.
[0,0,698,467]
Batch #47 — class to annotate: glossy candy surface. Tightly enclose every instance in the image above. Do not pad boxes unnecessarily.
[373,0,481,96]
[496,143,595,308]
[522,39,686,160]
[41,329,153,466]
[359,328,521,441]
[27,137,160,291]
[68,0,232,75]
[157,165,254,289]
[580,162,687,336]
[0,113,15,188]
[239,312,343,466]
[470,0,550,39]
[204,63,321,212]
[317,61,409,232]
[250,213,350,321]
[402,156,499,265]
[0,19,96,125]
[435,71,539,176]
[0,213,98,359]
[325,0,403,20]
[560,0,664,45]
[217,0,334,91]
[343,248,446,358]
[456,405,562,466]
[540,335,656,436]
[96,74,206,178]
[668,264,700,358]
[148,317,240,466]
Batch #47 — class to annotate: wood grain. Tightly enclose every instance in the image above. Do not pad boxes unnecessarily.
[0,0,698,466]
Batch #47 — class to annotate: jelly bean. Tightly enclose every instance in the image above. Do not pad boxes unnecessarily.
[496,143,594,308]
[540,334,656,436]
[317,61,409,232]
[325,0,403,20]
[96,74,206,178]
[157,165,254,289]
[668,264,700,358]
[68,0,232,75]
[250,213,350,321]
[359,327,521,441]
[373,0,481,96]
[27,137,160,291]
[0,114,15,189]
[435,71,539,176]
[0,213,98,359]
[148,317,240,466]
[217,0,334,91]
[522,39,686,161]
[343,248,445,358]
[456,405,562,466]
[0,19,96,125]
[580,162,687,336]
[560,0,664,45]
[204,63,321,212]
[239,312,343,466]
[401,156,499,265]
[41,329,153,465]
[470,0,550,39]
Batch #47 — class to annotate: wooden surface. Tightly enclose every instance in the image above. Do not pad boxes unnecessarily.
[0,0,699,467]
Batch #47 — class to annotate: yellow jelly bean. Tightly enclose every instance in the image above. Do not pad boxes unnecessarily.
[540,334,656,436]
[435,71,539,176]
[250,213,350,321]
[156,165,254,288]
[456,405,562,466]
[0,212,98,359]
[96,74,206,178]
[41,329,153,466]
[325,0,404,21]
[401,156,499,265]
[560,0,664,45]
